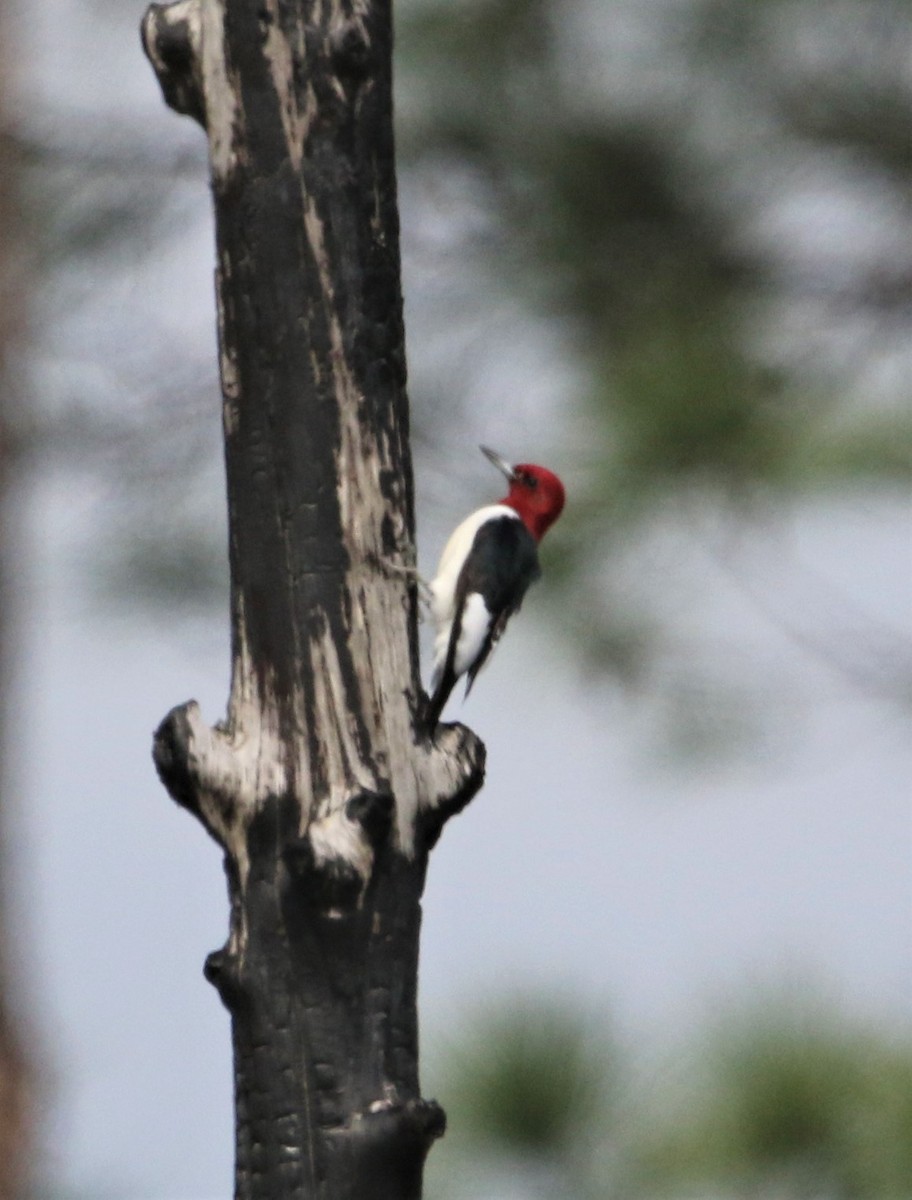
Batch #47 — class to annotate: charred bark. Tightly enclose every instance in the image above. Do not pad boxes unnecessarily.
[141,1,484,1196]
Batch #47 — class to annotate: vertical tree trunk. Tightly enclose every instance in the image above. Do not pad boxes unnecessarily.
[0,8,34,1192]
[141,2,485,1196]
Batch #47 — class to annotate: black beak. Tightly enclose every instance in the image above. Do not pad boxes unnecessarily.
[480,445,516,482]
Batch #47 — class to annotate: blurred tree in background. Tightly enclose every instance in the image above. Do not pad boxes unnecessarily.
[394,0,911,700]
[426,991,912,1199]
[429,998,617,1197]
[637,997,912,1198]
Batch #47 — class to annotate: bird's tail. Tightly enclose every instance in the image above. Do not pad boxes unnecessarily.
[424,666,458,731]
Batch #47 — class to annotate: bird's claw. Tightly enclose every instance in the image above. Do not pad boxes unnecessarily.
[378,556,433,610]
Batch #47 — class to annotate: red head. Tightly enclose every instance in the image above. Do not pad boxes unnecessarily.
[481,445,566,542]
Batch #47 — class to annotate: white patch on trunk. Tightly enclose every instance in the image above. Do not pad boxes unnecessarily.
[307,808,375,914]
[201,0,240,180]
[309,623,379,821]
[261,0,318,173]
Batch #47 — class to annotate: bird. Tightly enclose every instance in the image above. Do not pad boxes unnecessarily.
[425,445,566,728]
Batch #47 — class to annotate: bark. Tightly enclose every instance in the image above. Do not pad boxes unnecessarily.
[141,2,485,1196]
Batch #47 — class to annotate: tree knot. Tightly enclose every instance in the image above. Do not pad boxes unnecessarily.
[284,789,394,914]
[329,15,372,88]
[141,1,206,126]
[203,948,249,1012]
[329,1096,447,1181]
[152,700,254,853]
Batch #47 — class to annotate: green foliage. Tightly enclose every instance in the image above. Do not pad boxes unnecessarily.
[637,999,912,1198]
[435,996,617,1159]
[398,0,911,497]
[427,990,912,1200]
[396,0,912,711]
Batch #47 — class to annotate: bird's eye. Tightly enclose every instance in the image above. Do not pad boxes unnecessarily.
[520,471,538,489]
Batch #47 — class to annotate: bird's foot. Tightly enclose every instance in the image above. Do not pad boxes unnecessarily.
[378,556,433,610]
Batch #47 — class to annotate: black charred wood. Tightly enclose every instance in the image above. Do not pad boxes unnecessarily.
[203,948,248,1013]
[347,789,394,848]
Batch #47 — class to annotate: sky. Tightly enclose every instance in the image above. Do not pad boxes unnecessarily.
[4,0,911,1195]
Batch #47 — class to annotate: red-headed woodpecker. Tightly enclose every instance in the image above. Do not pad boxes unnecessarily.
[425,445,566,727]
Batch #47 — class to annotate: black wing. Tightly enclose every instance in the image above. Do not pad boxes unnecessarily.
[426,516,540,727]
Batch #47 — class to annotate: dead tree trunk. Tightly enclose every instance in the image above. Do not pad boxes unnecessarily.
[141,2,485,1196]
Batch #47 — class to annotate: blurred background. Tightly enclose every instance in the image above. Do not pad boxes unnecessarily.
[0,0,909,1195]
